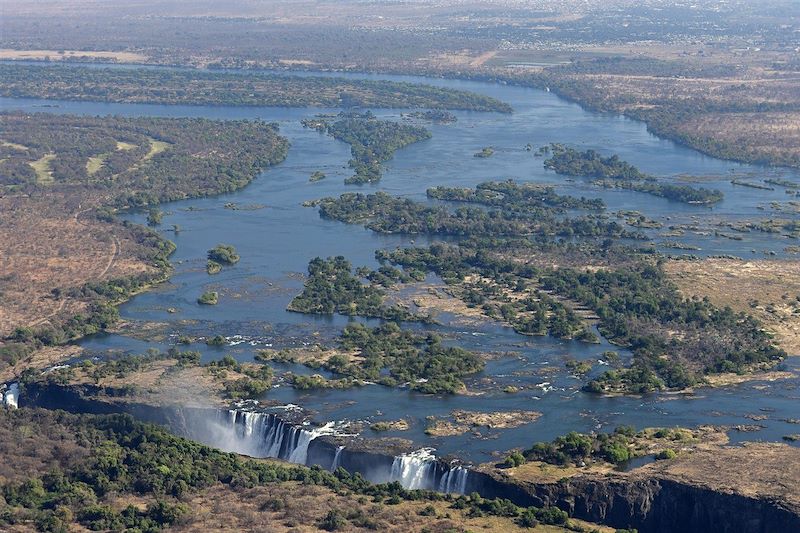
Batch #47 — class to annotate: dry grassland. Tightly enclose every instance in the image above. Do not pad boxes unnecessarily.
[0,193,155,337]
[665,258,800,355]
[0,48,147,62]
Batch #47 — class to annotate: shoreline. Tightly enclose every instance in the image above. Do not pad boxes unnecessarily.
[2,56,798,171]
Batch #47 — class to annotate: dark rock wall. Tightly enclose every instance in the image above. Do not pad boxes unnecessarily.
[468,470,800,533]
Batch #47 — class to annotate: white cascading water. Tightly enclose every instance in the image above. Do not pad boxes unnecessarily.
[331,445,345,471]
[2,383,19,409]
[390,448,438,490]
[212,409,338,466]
[438,465,469,494]
[209,410,469,493]
[286,422,336,464]
[262,413,291,457]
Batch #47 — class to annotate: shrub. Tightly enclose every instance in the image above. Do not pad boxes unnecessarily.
[518,508,539,528]
[318,509,348,531]
[207,244,240,265]
[197,291,219,305]
[655,449,677,460]
[504,451,526,468]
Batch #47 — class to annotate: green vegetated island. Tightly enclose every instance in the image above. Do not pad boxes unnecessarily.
[206,244,240,274]
[266,321,483,394]
[288,179,784,394]
[407,110,458,123]
[543,144,724,204]
[0,63,512,112]
[302,112,431,184]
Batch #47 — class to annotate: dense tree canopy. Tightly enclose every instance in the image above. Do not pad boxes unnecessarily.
[544,145,723,204]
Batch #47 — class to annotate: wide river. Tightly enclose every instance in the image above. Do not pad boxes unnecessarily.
[4,67,799,463]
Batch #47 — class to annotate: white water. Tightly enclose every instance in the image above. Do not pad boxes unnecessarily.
[209,410,339,466]
[209,411,469,493]
[287,422,337,464]
[390,448,438,490]
[2,383,19,409]
[331,445,345,471]
[438,465,469,494]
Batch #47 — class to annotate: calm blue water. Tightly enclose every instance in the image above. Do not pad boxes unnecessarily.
[3,67,798,461]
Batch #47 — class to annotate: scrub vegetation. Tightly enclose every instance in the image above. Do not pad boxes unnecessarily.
[0,408,591,533]
[333,322,483,394]
[287,256,420,322]
[305,182,785,393]
[0,112,289,206]
[0,113,288,379]
[318,183,633,239]
[505,426,726,469]
[543,145,723,204]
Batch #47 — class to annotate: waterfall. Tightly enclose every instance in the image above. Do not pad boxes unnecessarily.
[212,409,337,466]
[390,448,438,490]
[287,422,336,465]
[2,383,19,409]
[438,465,469,494]
[208,410,470,493]
[331,445,345,471]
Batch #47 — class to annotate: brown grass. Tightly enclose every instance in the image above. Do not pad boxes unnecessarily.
[498,440,800,515]
[0,48,147,62]
[0,193,155,338]
[60,357,271,408]
[497,425,730,484]
[28,153,55,184]
[655,443,800,511]
[678,111,800,164]
[257,346,364,367]
[452,409,542,429]
[398,283,487,322]
[665,258,800,355]
[176,481,607,533]
[0,345,84,383]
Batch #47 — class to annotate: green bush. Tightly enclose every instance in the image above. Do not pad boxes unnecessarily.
[207,244,240,265]
[655,449,677,460]
[504,451,526,468]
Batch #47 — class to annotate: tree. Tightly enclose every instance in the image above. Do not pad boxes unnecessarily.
[207,244,240,265]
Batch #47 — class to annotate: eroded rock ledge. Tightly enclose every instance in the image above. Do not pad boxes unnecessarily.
[473,443,800,533]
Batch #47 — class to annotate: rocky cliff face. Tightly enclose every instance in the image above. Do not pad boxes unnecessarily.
[470,470,800,533]
[309,437,396,482]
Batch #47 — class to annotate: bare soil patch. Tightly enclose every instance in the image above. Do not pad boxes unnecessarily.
[665,258,800,355]
[426,410,541,437]
[0,48,147,62]
[0,194,156,338]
